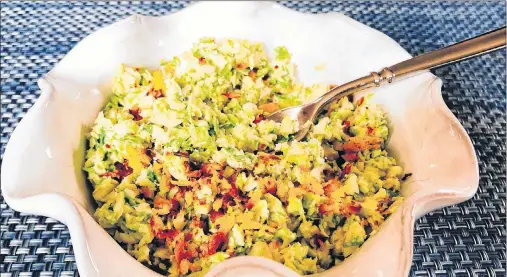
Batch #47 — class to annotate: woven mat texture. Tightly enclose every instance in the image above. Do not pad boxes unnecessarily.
[1,1,505,277]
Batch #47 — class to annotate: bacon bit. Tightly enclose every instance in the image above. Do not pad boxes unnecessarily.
[357,97,365,106]
[129,108,143,121]
[367,126,375,135]
[190,217,204,229]
[221,193,234,209]
[347,202,362,214]
[253,114,265,124]
[317,239,326,248]
[99,171,114,178]
[173,189,185,201]
[259,144,267,151]
[222,185,246,206]
[140,186,154,199]
[175,240,191,264]
[264,179,277,195]
[147,88,164,99]
[154,196,180,213]
[236,63,246,70]
[258,152,281,161]
[206,232,228,256]
[187,170,202,178]
[274,65,279,69]
[323,179,341,196]
[150,215,168,238]
[156,229,179,240]
[170,199,181,213]
[153,196,169,208]
[270,240,281,248]
[343,120,351,132]
[105,144,110,149]
[200,163,218,177]
[135,67,141,72]
[329,84,338,90]
[226,171,237,185]
[333,141,344,152]
[224,92,241,99]
[245,199,255,210]
[175,151,190,157]
[342,152,359,162]
[339,163,352,179]
[319,203,334,215]
[114,160,133,180]
[218,168,225,178]
[209,210,224,222]
[149,216,157,228]
[229,183,240,198]
[248,70,257,81]
[198,57,206,65]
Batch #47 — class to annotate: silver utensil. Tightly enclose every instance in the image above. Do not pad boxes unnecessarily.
[267,26,506,141]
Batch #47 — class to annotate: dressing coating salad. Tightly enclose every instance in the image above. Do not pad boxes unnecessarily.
[84,38,407,276]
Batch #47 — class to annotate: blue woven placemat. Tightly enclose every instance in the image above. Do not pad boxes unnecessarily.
[1,1,505,277]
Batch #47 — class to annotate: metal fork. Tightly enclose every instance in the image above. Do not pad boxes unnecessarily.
[266,26,506,141]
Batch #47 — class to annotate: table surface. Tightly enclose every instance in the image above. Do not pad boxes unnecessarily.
[1,1,505,277]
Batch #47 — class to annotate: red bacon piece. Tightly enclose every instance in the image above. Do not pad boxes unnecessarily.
[175,240,191,263]
[342,152,359,162]
[343,120,351,133]
[319,203,334,215]
[253,114,265,124]
[356,97,365,106]
[156,229,178,240]
[129,108,143,121]
[245,199,255,210]
[264,179,277,195]
[114,160,133,180]
[339,163,352,179]
[147,88,164,99]
[348,202,362,214]
[209,210,224,222]
[206,232,228,256]
[224,92,241,99]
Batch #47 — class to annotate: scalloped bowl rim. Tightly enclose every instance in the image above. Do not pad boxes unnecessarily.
[1,2,479,277]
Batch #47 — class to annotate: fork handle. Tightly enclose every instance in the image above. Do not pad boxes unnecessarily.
[315,26,506,109]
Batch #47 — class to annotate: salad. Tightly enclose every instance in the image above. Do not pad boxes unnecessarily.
[84,38,407,276]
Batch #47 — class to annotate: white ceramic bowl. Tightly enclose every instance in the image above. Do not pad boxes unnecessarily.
[1,2,479,277]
